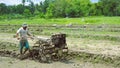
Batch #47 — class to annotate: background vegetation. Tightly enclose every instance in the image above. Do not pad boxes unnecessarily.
[0,0,120,19]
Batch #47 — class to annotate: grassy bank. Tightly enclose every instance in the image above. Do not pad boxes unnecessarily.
[0,16,120,25]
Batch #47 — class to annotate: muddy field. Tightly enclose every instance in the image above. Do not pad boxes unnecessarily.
[0,33,120,68]
[0,24,120,68]
[0,56,116,68]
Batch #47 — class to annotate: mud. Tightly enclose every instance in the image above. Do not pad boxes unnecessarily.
[0,33,120,68]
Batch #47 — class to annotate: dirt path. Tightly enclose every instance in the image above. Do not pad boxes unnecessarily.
[0,56,115,68]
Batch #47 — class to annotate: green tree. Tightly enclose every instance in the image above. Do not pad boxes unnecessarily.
[79,0,91,16]
[116,5,120,16]
[45,4,54,18]
[16,4,24,14]
[89,3,102,16]
[99,0,120,16]
[23,8,31,18]
[65,0,82,17]
[0,3,7,14]
[29,1,35,15]
[42,0,50,13]
[52,0,68,17]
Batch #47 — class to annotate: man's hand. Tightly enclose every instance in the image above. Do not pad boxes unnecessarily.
[16,33,20,40]
[28,36,34,40]
[17,37,20,40]
[30,36,34,40]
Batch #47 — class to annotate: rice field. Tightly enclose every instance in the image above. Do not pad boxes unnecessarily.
[0,16,120,68]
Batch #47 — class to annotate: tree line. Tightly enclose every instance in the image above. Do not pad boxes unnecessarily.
[0,0,120,19]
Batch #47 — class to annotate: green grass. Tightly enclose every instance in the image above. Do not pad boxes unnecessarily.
[0,16,120,25]
[0,16,120,41]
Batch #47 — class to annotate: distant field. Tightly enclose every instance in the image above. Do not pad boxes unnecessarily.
[0,16,120,41]
[0,16,120,25]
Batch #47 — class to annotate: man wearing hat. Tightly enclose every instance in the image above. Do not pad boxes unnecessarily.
[16,23,33,55]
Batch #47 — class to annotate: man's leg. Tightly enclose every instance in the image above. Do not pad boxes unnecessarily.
[20,41,24,55]
[23,48,28,54]
[23,40,30,54]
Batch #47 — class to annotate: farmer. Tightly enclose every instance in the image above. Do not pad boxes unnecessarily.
[16,23,33,55]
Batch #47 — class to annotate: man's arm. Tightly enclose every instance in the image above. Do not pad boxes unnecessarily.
[16,33,20,40]
[16,28,21,40]
[27,31,34,39]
